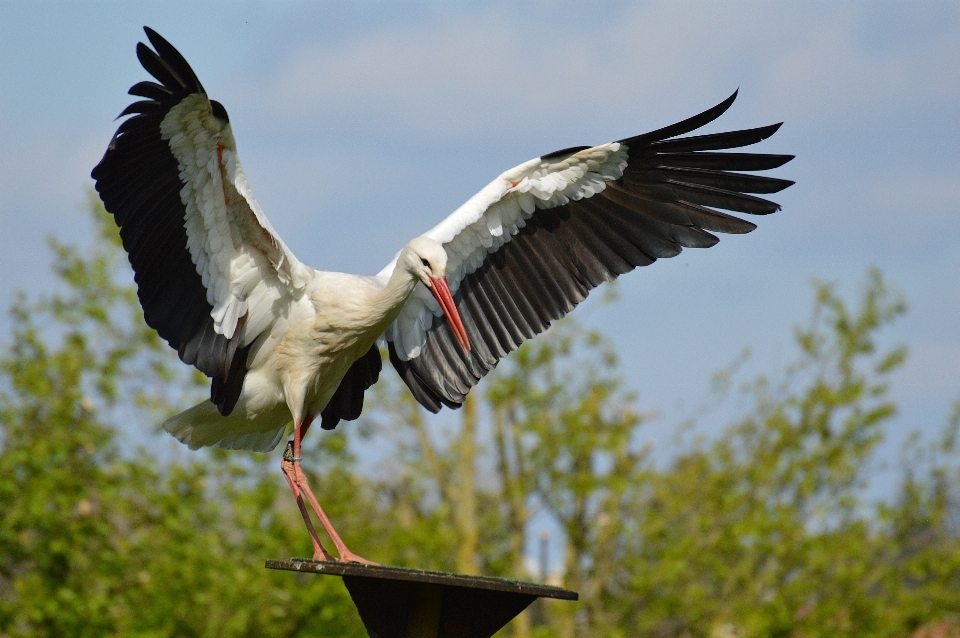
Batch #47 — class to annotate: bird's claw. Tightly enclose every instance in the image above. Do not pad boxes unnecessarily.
[306,541,377,565]
[333,551,379,566]
[312,547,336,562]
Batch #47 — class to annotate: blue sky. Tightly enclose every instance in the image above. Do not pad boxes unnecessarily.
[1,2,957,468]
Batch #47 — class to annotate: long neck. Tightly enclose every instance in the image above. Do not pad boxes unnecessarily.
[373,263,421,327]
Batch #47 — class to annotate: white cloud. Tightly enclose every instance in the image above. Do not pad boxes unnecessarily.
[247,13,611,139]
[239,5,767,141]
[236,3,959,145]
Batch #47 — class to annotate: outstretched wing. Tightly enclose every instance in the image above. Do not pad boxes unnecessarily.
[382,91,793,412]
[92,27,313,415]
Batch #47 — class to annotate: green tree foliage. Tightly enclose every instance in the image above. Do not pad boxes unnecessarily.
[2,200,959,637]
[621,272,920,637]
[363,272,959,638]
[0,201,367,637]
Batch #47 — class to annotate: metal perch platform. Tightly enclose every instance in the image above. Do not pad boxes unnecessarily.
[266,559,578,638]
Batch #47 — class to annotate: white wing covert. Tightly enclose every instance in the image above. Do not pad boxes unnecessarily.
[381,143,628,360]
[92,27,312,415]
[382,91,794,412]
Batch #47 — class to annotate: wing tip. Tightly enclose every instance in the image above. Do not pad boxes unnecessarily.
[135,26,205,96]
[724,87,739,109]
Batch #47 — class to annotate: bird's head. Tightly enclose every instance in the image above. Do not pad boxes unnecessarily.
[405,236,449,286]
[403,237,470,352]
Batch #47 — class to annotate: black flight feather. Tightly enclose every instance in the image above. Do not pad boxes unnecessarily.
[392,91,793,411]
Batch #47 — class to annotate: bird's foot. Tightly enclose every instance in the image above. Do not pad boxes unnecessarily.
[312,546,336,562]
[281,450,334,562]
[281,443,378,566]
[333,550,379,566]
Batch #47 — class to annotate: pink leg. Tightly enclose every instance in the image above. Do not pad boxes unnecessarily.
[280,451,333,562]
[283,414,378,565]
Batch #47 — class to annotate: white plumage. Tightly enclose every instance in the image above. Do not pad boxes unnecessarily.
[92,28,793,562]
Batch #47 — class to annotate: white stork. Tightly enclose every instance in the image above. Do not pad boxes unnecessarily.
[92,28,793,564]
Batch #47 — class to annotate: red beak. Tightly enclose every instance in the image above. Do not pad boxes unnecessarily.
[429,276,470,352]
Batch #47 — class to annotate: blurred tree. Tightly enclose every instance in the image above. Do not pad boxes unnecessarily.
[3,198,959,638]
[364,316,645,637]
[622,269,911,636]
[0,199,368,637]
[484,320,647,638]
[876,398,960,636]
[615,271,959,638]
[363,268,959,638]
[0,195,179,636]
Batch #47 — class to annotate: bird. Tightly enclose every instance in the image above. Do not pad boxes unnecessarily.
[92,27,794,564]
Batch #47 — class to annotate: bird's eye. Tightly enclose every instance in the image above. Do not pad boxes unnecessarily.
[421,258,430,268]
